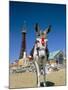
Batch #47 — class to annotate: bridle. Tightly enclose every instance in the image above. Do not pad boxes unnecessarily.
[35,37,48,58]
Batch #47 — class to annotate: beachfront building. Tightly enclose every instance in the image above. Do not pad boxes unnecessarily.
[48,50,65,65]
[10,50,65,68]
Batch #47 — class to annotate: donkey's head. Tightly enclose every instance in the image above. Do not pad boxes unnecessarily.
[34,23,51,48]
[34,23,51,58]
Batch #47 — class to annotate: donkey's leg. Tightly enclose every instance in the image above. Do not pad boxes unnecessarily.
[43,64,46,86]
[34,61,40,87]
[43,57,46,86]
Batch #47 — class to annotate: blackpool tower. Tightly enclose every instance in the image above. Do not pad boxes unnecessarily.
[19,22,27,65]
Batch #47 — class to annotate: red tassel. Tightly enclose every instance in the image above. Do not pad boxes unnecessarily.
[41,38,45,45]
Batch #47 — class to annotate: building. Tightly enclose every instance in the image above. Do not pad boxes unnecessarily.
[48,50,65,65]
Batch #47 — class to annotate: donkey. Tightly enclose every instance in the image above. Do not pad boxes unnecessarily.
[30,23,51,87]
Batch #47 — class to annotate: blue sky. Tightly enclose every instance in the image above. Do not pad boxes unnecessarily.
[10,1,66,63]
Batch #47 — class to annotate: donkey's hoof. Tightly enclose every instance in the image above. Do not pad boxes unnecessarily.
[40,82,46,87]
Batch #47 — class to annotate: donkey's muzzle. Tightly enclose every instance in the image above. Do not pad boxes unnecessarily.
[41,56,45,59]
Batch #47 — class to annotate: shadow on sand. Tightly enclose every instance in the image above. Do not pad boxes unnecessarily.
[40,81,55,87]
[46,81,55,87]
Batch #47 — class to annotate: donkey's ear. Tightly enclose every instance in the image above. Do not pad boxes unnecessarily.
[34,23,40,32]
[47,25,51,34]
[34,23,40,36]
[44,25,51,34]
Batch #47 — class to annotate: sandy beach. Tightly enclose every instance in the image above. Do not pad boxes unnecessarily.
[9,68,66,89]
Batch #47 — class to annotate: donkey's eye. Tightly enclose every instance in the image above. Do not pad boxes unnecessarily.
[37,40,39,42]
[35,40,39,43]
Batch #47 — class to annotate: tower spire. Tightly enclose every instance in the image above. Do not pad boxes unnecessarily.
[19,21,27,59]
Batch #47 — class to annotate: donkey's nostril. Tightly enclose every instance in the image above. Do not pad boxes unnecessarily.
[41,56,45,59]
